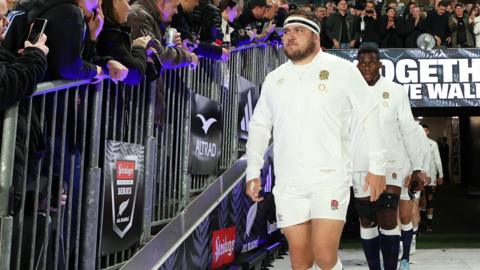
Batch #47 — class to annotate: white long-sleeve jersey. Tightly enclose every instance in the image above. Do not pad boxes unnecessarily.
[399,124,430,178]
[417,124,432,176]
[246,51,386,185]
[426,138,444,186]
[350,77,422,173]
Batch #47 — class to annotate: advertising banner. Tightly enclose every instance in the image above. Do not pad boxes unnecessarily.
[329,49,480,107]
[101,140,144,255]
[190,93,223,175]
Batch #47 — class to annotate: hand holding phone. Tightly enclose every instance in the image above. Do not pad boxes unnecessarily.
[22,19,49,55]
[27,18,48,44]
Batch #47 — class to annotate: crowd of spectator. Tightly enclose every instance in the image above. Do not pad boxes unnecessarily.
[307,0,480,49]
[2,0,479,96]
[1,0,480,267]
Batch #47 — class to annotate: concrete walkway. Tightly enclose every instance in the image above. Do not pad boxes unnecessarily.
[270,249,480,269]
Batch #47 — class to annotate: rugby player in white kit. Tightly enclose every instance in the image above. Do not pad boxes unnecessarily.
[245,11,387,270]
[350,48,426,270]
[398,123,431,269]
[421,124,444,232]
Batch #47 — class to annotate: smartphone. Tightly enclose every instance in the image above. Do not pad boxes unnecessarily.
[27,18,48,44]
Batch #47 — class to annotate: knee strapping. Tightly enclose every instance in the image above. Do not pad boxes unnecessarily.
[377,193,400,230]
[355,199,377,226]
[376,192,400,210]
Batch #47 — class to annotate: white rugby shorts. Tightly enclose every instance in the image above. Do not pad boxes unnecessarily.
[272,177,350,228]
[352,167,404,198]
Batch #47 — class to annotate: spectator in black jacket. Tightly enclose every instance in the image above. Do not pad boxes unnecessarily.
[1,1,55,269]
[313,6,332,49]
[325,0,361,48]
[97,0,149,85]
[275,0,288,26]
[257,1,280,43]
[404,5,427,47]
[449,4,475,47]
[219,0,255,47]
[379,6,405,48]
[172,0,230,60]
[4,0,129,82]
[191,0,223,44]
[359,0,380,48]
[424,0,451,47]
[1,0,48,110]
[237,0,269,28]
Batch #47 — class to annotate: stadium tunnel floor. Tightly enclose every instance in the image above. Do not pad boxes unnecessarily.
[270,182,480,269]
[270,249,480,270]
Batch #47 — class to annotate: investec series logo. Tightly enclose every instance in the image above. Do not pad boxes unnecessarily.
[212,226,236,269]
[195,114,217,157]
[111,160,138,238]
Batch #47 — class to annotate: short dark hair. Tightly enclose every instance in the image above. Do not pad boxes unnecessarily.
[438,1,449,8]
[421,123,430,129]
[454,3,464,8]
[385,6,396,13]
[219,0,237,12]
[358,47,380,61]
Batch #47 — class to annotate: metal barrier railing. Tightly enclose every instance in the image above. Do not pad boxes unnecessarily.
[0,43,286,270]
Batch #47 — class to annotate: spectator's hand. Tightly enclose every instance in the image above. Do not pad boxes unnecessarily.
[349,40,356,48]
[333,39,340,48]
[23,33,49,55]
[107,60,129,83]
[190,53,199,69]
[267,21,276,34]
[387,20,395,29]
[60,187,67,207]
[133,36,152,48]
[220,48,230,62]
[245,178,264,202]
[372,11,377,19]
[246,30,257,41]
[364,172,386,202]
[469,15,476,24]
[426,176,432,185]
[87,6,105,41]
[182,39,198,52]
[414,15,421,25]
[173,32,182,47]
[434,35,442,46]
[437,177,444,185]
[90,65,105,84]
[410,170,426,192]
[446,37,451,44]
[146,47,157,59]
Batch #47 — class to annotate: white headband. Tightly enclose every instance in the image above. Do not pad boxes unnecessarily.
[283,16,321,35]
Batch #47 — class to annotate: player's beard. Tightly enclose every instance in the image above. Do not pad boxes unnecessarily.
[284,38,317,62]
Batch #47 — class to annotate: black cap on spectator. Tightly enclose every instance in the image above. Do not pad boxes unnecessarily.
[248,0,271,9]
[289,3,298,10]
